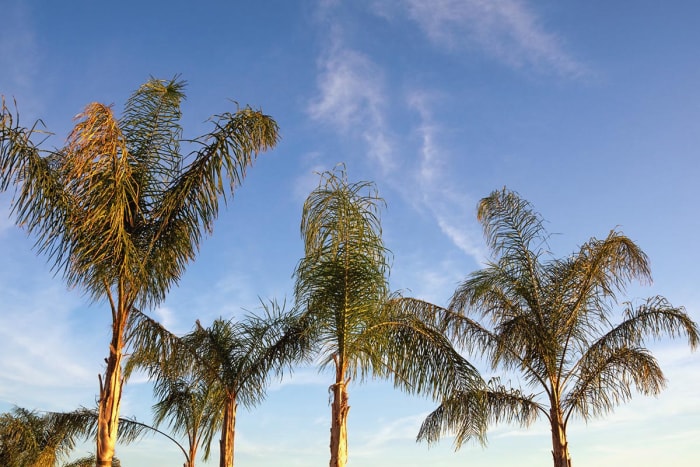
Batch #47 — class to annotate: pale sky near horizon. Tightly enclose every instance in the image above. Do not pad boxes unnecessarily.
[1,1,699,466]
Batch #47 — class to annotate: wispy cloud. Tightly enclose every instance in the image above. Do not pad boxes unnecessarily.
[269,365,329,391]
[404,90,487,265]
[0,277,95,410]
[307,28,395,172]
[357,413,427,450]
[375,0,587,77]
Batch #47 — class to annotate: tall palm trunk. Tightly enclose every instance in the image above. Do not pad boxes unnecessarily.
[549,405,572,467]
[97,299,130,466]
[187,436,198,467]
[329,356,349,467]
[219,392,237,467]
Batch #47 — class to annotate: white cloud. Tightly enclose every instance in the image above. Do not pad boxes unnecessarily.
[360,413,427,449]
[307,40,395,172]
[376,0,587,77]
[0,278,97,410]
[152,305,176,331]
[403,90,488,265]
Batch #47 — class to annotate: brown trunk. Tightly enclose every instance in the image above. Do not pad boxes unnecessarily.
[329,358,349,467]
[549,406,572,467]
[219,392,237,467]
[96,303,129,466]
[187,433,198,467]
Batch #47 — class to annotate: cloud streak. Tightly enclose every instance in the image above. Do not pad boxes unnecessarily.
[307,34,395,172]
[377,0,586,77]
[406,90,487,265]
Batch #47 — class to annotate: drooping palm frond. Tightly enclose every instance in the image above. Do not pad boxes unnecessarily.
[563,346,665,422]
[378,297,490,399]
[0,99,71,270]
[1,78,280,467]
[363,310,484,401]
[417,378,540,448]
[563,296,698,421]
[294,167,390,367]
[120,76,185,200]
[410,188,698,467]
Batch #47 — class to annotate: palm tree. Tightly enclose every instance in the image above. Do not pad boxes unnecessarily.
[293,168,484,467]
[149,375,216,467]
[127,303,307,467]
[0,407,78,467]
[0,77,279,466]
[0,407,144,467]
[408,188,699,467]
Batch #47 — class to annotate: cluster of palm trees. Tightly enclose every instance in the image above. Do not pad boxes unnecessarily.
[1,77,697,467]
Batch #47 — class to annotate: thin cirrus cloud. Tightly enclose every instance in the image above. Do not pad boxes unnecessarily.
[307,47,486,267]
[307,45,395,173]
[406,91,487,265]
[379,0,587,77]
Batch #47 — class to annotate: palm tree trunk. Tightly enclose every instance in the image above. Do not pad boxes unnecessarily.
[549,406,572,467]
[329,358,349,467]
[96,304,129,466]
[187,437,198,467]
[219,393,237,467]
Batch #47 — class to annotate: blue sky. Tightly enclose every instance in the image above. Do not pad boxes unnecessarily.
[1,0,699,465]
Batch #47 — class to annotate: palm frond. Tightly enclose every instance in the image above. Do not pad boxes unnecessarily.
[564,346,665,421]
[417,379,539,449]
[294,167,390,361]
[121,76,185,199]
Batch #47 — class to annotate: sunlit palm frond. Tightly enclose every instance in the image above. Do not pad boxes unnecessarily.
[125,309,191,381]
[417,377,540,449]
[416,187,699,467]
[294,167,390,366]
[121,76,185,198]
[61,102,140,299]
[563,346,665,421]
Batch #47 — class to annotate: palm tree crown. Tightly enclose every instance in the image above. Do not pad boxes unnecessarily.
[416,188,699,467]
[293,167,484,467]
[0,77,279,466]
[127,303,306,467]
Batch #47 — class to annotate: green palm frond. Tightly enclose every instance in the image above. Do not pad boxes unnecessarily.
[413,187,699,463]
[564,346,665,421]
[121,76,185,197]
[417,378,539,449]
[294,167,390,366]
[63,454,121,467]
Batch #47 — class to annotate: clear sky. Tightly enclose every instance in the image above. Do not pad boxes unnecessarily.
[1,0,699,465]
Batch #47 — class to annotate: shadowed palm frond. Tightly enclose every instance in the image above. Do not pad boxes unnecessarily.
[417,378,539,448]
[1,78,280,467]
[408,187,699,467]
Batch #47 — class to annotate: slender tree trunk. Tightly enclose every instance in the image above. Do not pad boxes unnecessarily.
[329,358,349,467]
[188,438,198,467]
[96,303,129,466]
[219,392,237,467]
[549,405,572,467]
